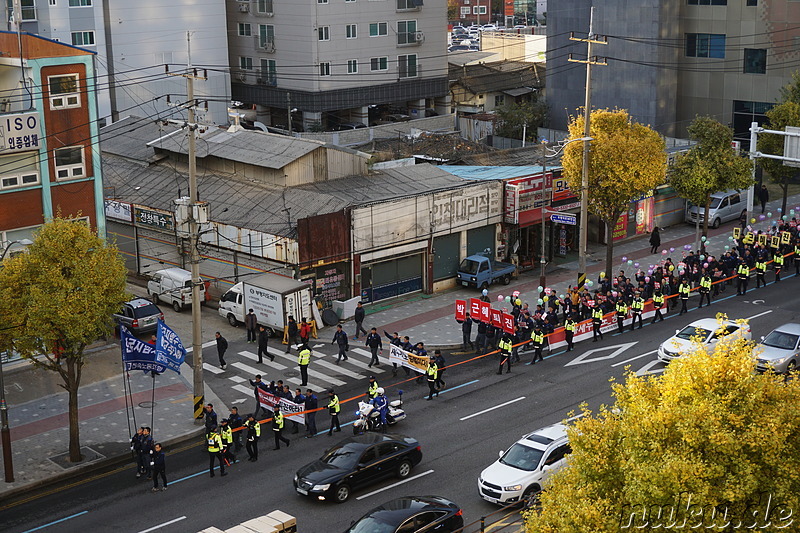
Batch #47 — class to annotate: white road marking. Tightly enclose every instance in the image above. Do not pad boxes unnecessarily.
[312,357,366,379]
[745,310,773,321]
[238,351,288,372]
[313,344,324,349]
[185,341,215,354]
[338,353,387,373]
[233,360,272,377]
[460,397,526,421]
[564,342,639,367]
[202,363,224,374]
[137,516,186,533]
[355,470,435,501]
[635,359,667,377]
[228,375,247,383]
[611,350,658,367]
[233,384,254,396]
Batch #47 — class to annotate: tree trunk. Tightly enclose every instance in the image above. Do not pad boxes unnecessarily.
[605,218,615,279]
[66,358,83,463]
[781,181,789,219]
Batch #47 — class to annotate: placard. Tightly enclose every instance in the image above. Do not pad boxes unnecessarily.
[455,299,466,321]
[479,300,491,323]
[502,313,515,334]
[490,308,502,328]
[470,298,481,318]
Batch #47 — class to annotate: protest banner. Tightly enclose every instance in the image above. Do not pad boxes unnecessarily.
[388,344,429,374]
[120,326,166,373]
[256,389,305,424]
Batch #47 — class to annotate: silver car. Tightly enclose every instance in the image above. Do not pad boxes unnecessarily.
[755,323,800,374]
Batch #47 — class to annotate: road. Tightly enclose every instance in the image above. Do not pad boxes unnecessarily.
[1,279,797,533]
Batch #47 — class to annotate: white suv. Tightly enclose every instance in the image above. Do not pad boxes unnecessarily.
[478,422,570,506]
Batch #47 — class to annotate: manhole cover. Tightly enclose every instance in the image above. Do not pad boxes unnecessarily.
[138,401,156,408]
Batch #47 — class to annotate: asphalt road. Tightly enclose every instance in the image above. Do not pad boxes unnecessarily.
[2,278,797,533]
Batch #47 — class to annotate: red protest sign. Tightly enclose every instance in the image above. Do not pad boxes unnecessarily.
[502,313,515,334]
[490,308,502,327]
[455,300,466,321]
[470,298,481,319]
[480,300,491,323]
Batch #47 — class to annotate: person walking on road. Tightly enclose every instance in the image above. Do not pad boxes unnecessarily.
[649,227,661,254]
[433,349,446,390]
[426,356,439,400]
[286,315,299,353]
[332,325,349,364]
[774,251,784,282]
[651,288,665,323]
[206,427,227,477]
[698,272,712,308]
[615,299,628,335]
[245,309,258,343]
[131,427,145,478]
[150,443,167,492]
[497,332,513,375]
[353,301,368,340]
[228,406,243,452]
[219,419,235,465]
[755,257,767,288]
[244,414,260,462]
[297,343,311,386]
[203,404,218,435]
[215,331,228,370]
[304,389,318,438]
[678,278,691,315]
[564,315,576,351]
[257,325,273,364]
[272,405,290,450]
[299,318,311,346]
[737,259,750,295]
[591,303,604,342]
[630,292,644,330]
[327,389,341,435]
[759,184,769,213]
[529,326,545,364]
[140,427,154,479]
[249,375,268,418]
[365,327,383,367]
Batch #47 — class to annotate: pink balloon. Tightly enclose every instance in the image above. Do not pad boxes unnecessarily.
[662,250,668,255]
[703,262,709,268]
[497,295,504,302]
[645,276,650,282]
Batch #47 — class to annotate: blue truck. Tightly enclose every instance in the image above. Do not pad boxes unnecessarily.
[456,251,517,290]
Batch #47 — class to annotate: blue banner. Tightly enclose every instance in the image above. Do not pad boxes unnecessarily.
[155,320,186,374]
[120,327,166,374]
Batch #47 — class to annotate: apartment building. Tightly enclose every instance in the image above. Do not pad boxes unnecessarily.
[227,0,449,131]
[547,0,798,144]
[0,31,104,251]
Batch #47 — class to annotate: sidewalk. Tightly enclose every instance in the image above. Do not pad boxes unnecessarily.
[337,193,800,348]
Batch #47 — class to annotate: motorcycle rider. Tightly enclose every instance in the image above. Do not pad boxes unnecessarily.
[370,387,389,433]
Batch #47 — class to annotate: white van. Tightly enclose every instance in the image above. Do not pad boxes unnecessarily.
[685,189,748,229]
[147,267,205,312]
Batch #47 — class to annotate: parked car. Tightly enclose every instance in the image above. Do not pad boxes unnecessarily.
[685,189,747,229]
[294,434,423,503]
[386,114,411,122]
[113,298,164,335]
[478,422,571,507]
[754,323,800,374]
[335,122,367,131]
[147,267,205,312]
[344,496,464,533]
[657,318,752,364]
[448,45,471,52]
[457,250,516,289]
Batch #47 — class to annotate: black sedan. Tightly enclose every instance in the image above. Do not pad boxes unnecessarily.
[344,496,464,533]
[294,434,422,503]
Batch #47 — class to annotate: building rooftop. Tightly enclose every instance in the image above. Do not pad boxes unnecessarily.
[440,165,561,181]
[448,60,545,94]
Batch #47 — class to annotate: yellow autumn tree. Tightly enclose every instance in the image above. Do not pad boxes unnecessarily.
[525,316,800,532]
[0,217,128,462]
[561,109,667,275]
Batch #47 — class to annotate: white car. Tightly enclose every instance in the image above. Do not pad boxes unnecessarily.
[478,423,570,506]
[657,318,752,364]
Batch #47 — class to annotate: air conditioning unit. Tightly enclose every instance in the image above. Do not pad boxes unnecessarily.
[262,42,275,53]
[237,72,247,82]
[414,31,425,42]
[238,3,249,12]
[265,11,274,17]
[256,77,265,84]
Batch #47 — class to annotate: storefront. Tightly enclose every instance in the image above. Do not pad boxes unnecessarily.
[611,190,656,242]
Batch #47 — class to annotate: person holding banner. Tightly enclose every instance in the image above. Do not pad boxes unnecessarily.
[459,312,474,351]
[244,414,261,461]
[249,375,268,418]
[272,405,290,450]
[426,357,439,400]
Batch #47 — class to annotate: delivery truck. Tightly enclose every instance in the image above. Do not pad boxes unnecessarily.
[218,273,314,336]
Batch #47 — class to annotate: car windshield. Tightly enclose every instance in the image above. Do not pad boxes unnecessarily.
[459,259,480,275]
[346,516,398,533]
[320,445,359,469]
[500,443,545,471]
[709,197,723,209]
[675,326,711,341]
[762,331,799,350]
[132,304,160,319]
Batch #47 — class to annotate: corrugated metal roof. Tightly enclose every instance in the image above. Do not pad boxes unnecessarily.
[100,116,180,161]
[440,165,561,181]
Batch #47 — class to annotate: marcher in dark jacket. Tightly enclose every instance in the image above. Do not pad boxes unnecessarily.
[244,309,258,343]
[150,443,167,492]
[458,312,474,350]
[304,389,318,438]
[332,325,349,363]
[257,325,273,364]
[286,316,299,353]
[759,184,769,213]
[353,302,367,339]
[215,331,228,369]
[649,227,661,254]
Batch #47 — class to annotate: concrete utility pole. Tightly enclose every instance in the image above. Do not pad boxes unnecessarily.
[749,122,800,222]
[568,7,606,289]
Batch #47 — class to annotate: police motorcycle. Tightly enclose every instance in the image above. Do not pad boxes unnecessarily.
[352,388,406,435]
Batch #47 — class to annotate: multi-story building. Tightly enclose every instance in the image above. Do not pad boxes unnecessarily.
[0,31,105,251]
[5,0,231,125]
[227,0,449,131]
[547,0,799,144]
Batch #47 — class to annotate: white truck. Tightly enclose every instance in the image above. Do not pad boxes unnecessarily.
[218,273,314,336]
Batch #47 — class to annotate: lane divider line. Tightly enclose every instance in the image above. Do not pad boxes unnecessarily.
[612,350,658,367]
[137,516,187,533]
[745,310,773,321]
[420,379,479,399]
[355,469,435,501]
[21,510,89,533]
[460,397,526,421]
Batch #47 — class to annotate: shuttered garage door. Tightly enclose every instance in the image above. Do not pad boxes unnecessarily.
[467,226,495,256]
[433,233,460,281]
[363,253,424,302]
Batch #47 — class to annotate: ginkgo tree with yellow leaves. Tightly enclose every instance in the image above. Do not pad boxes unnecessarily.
[525,315,800,533]
[0,217,128,462]
[562,109,667,276]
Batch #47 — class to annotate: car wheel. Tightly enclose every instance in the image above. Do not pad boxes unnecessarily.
[172,301,182,313]
[711,217,721,229]
[227,314,238,327]
[334,483,351,503]
[396,459,412,479]
[502,274,511,285]
[786,359,797,373]
[521,485,542,510]
[150,293,159,305]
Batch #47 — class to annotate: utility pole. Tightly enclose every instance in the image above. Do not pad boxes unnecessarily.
[287,93,292,135]
[167,32,208,423]
[568,7,606,289]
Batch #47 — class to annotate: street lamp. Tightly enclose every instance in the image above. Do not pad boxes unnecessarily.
[0,237,32,482]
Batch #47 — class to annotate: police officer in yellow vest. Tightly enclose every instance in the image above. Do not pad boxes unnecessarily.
[426,356,440,400]
[219,418,235,464]
[698,272,712,308]
[206,426,227,477]
[272,405,290,450]
[298,344,311,386]
[651,288,665,324]
[630,292,644,330]
[529,326,545,364]
[564,315,577,351]
[678,279,691,316]
[794,241,800,276]
[591,304,604,342]
[755,258,767,288]
[327,389,341,435]
[615,299,628,335]
[773,252,784,282]
[244,414,261,462]
[736,259,750,295]
[497,333,513,375]
[367,376,380,399]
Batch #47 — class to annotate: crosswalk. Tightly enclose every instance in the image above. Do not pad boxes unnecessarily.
[203,338,391,400]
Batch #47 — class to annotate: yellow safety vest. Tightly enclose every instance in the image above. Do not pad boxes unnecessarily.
[795,246,800,257]
[220,426,233,445]
[328,395,340,414]
[427,362,438,378]
[274,412,284,430]
[245,420,261,438]
[564,321,576,332]
[774,254,784,266]
[679,284,690,297]
[631,299,643,312]
[498,339,513,353]
[738,264,749,277]
[616,302,627,315]
[592,308,603,321]
[368,382,379,398]
[298,348,311,366]
[207,432,222,453]
[700,277,711,290]
[756,261,767,273]
[653,294,664,307]
[530,332,544,346]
